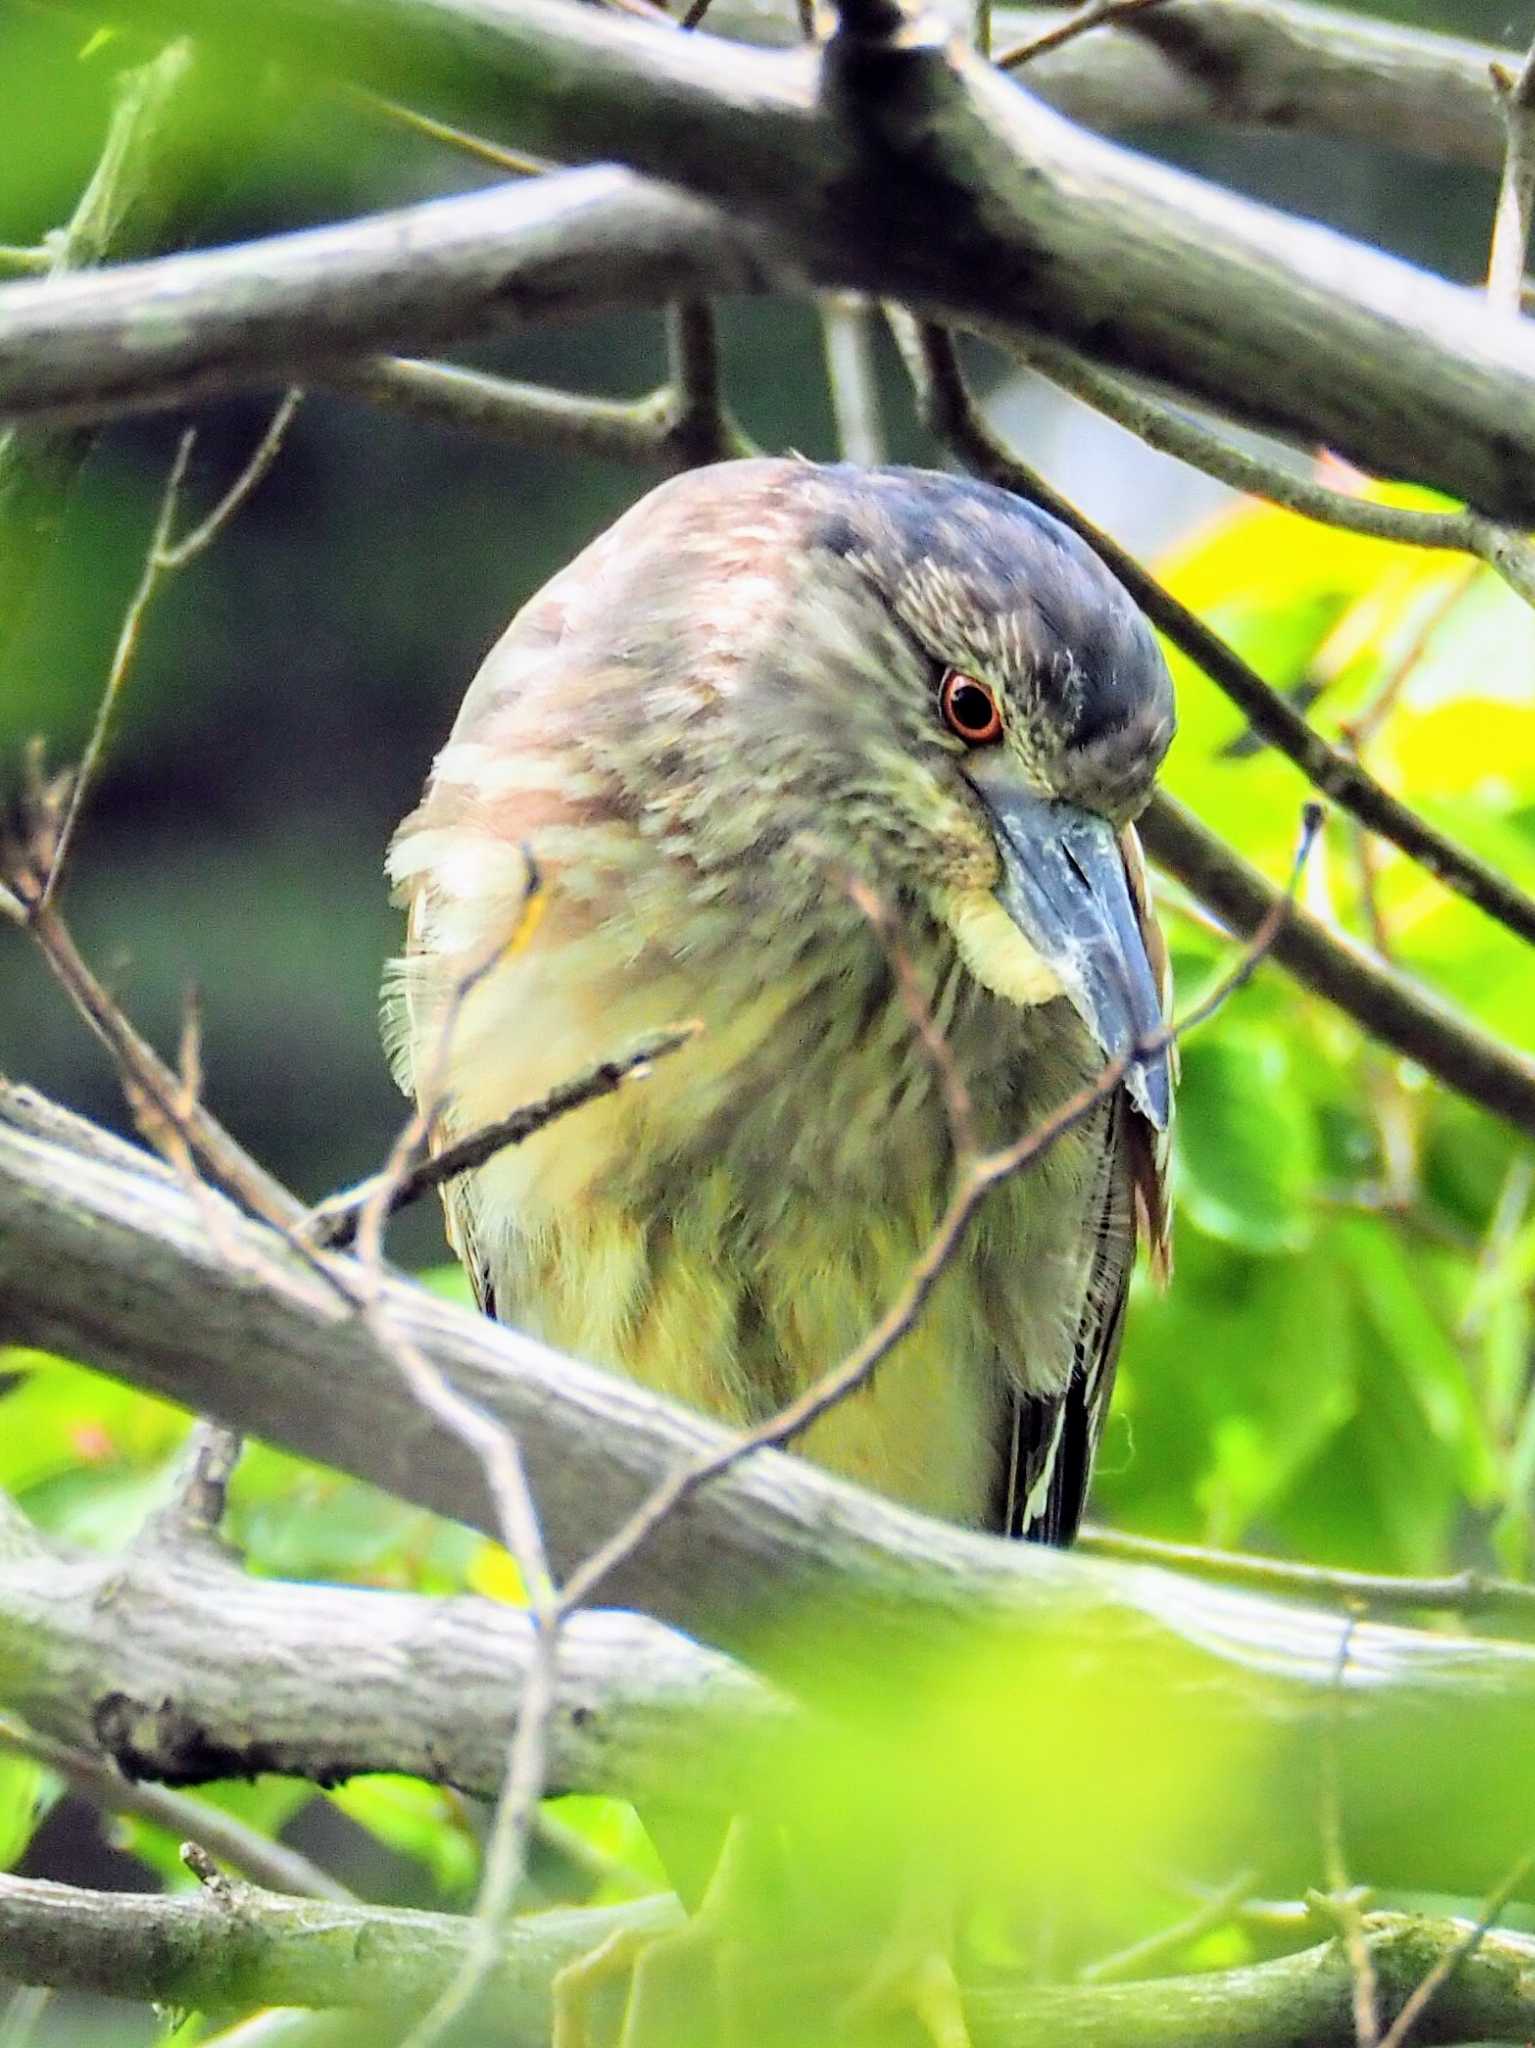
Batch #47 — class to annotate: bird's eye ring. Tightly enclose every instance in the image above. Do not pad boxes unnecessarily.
[939,670,1003,746]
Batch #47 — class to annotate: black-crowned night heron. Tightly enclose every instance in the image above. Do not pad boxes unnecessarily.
[386,459,1174,1546]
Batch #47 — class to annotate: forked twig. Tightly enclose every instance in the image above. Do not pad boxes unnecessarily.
[39,392,301,906]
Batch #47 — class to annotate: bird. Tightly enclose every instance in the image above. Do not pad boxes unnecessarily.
[385,458,1174,1547]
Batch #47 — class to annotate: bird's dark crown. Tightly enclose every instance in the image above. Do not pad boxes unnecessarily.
[804,463,1175,819]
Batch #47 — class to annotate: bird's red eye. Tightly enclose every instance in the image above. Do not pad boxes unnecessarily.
[939,670,1002,745]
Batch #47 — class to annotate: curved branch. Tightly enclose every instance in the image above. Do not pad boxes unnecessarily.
[5,1089,1535,1894]
[991,1,1511,169]
[0,168,770,427]
[3,1870,1533,2048]
[21,0,1535,529]
[1012,332,1535,611]
[1081,1525,1535,1631]
[0,1504,779,1812]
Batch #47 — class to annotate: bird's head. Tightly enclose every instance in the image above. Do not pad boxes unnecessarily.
[571,461,1174,1126]
[427,460,1175,1127]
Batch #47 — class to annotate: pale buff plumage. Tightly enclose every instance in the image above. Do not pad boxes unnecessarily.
[386,460,1173,1541]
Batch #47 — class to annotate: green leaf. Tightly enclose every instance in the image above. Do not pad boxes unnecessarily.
[326,1776,478,1896]
[0,1752,44,1870]
[1174,1030,1319,1253]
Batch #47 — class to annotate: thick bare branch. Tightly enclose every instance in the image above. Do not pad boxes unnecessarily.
[17,0,1535,531]
[664,0,1515,173]
[0,1504,778,1812]
[989,2,1511,168]
[0,168,769,428]
[5,1089,1535,1895]
[3,1872,1533,2048]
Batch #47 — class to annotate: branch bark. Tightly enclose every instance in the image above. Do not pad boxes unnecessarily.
[0,1504,779,1812]
[3,1870,1533,2048]
[0,167,769,428]
[709,0,1516,172]
[990,1,1512,168]
[18,0,1535,529]
[4,1088,1535,1892]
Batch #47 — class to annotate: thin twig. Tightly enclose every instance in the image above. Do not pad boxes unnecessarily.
[559,809,1319,1616]
[346,86,554,176]
[1139,789,1535,1138]
[39,429,193,904]
[0,1714,352,1903]
[1317,1615,1379,2048]
[1012,335,1535,612]
[820,293,887,465]
[328,356,681,464]
[39,390,300,904]
[1377,1846,1535,2048]
[1078,1526,1535,1631]
[10,885,308,1229]
[843,870,976,1162]
[895,318,1535,950]
[354,880,562,2048]
[156,388,301,570]
[996,0,1173,70]
[661,299,752,466]
[1077,1869,1257,1985]
[1488,42,1535,314]
[305,1023,701,1249]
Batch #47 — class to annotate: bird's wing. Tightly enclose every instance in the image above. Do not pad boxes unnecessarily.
[998,822,1172,1546]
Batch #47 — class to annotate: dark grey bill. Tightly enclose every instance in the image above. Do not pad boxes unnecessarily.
[974,779,1170,1130]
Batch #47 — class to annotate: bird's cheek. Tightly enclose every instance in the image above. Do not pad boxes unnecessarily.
[937,887,1069,1009]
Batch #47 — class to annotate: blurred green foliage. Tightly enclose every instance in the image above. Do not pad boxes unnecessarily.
[1103,492,1535,1579]
[2,1,1535,2041]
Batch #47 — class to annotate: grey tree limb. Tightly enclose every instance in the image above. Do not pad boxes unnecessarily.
[32,0,1535,529]
[0,1500,780,1814]
[617,0,1516,173]
[992,1,1511,169]
[4,1088,1535,1892]
[0,168,770,428]
[2,1870,1533,2048]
